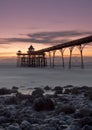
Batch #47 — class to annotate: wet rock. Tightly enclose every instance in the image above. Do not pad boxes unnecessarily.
[7,124,21,130]
[78,117,92,127]
[0,116,8,124]
[0,88,18,95]
[33,96,55,111]
[52,86,63,91]
[52,86,63,94]
[75,108,92,117]
[55,104,75,114]
[4,96,17,105]
[84,90,92,100]
[32,88,44,98]
[44,86,51,90]
[64,87,83,95]
[70,86,92,95]
[16,93,33,103]
[65,124,81,130]
[70,87,81,95]
[12,86,19,90]
[0,127,4,130]
[64,85,74,88]
[20,120,32,130]
[82,125,92,130]
[42,126,57,130]
[64,120,81,130]
[0,106,11,118]
[80,86,90,93]
[64,89,71,94]
[54,90,62,95]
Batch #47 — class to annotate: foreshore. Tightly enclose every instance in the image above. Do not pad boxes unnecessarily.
[0,85,92,130]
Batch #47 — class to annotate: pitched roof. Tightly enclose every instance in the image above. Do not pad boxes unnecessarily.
[28,45,34,50]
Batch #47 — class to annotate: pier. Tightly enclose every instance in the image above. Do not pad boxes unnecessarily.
[17,35,92,68]
[17,45,47,67]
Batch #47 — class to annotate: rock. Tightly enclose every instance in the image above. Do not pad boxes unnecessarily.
[32,96,55,111]
[55,104,75,114]
[70,86,92,95]
[0,116,8,123]
[16,93,33,103]
[20,120,32,130]
[12,86,19,91]
[52,86,63,94]
[7,124,21,130]
[64,86,89,94]
[44,86,51,90]
[70,87,81,95]
[75,108,92,117]
[54,90,62,94]
[52,86,63,91]
[4,96,17,105]
[42,126,57,130]
[82,125,92,130]
[80,86,90,93]
[84,90,92,100]
[0,127,4,130]
[64,87,84,95]
[65,124,81,130]
[64,89,71,94]
[78,117,92,127]
[65,120,81,130]
[0,88,18,95]
[32,88,44,98]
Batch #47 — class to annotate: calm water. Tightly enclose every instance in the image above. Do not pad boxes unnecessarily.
[0,65,92,94]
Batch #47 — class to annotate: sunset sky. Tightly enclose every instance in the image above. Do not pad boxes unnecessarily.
[0,0,92,59]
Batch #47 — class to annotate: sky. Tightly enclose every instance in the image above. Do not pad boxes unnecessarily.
[0,0,92,61]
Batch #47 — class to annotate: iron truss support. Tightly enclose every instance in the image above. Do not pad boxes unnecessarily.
[49,51,52,67]
[77,44,86,69]
[60,49,65,68]
[69,46,74,69]
[48,50,56,67]
[52,50,56,67]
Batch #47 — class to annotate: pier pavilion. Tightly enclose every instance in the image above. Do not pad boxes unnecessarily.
[17,35,92,68]
[16,45,47,67]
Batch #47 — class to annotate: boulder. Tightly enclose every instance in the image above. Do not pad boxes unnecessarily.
[52,86,63,94]
[42,126,57,130]
[0,88,18,95]
[78,117,92,127]
[44,86,51,90]
[20,120,32,130]
[84,90,92,100]
[52,86,63,91]
[82,125,92,130]
[55,104,75,114]
[32,88,44,98]
[75,108,92,117]
[33,96,55,111]
[7,124,21,130]
[64,89,71,94]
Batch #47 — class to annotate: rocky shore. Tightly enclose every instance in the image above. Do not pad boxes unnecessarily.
[0,85,92,130]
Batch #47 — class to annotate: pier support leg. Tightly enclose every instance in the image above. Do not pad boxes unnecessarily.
[80,49,84,69]
[77,45,85,69]
[52,50,56,67]
[69,47,74,69]
[49,51,51,67]
[60,49,65,68]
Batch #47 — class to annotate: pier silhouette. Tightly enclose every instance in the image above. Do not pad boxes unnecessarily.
[17,35,92,68]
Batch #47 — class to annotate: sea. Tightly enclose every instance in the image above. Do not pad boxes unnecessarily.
[0,56,92,94]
